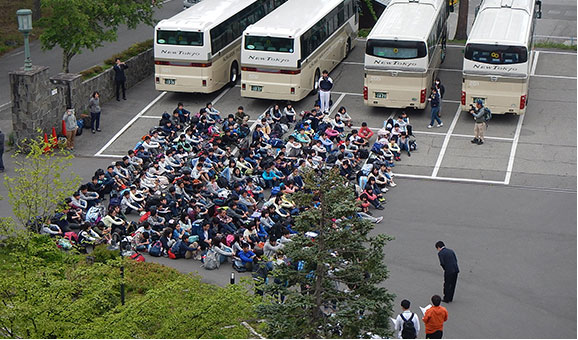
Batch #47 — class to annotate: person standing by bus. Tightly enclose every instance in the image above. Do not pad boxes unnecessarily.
[113,58,128,101]
[427,87,443,129]
[435,77,445,116]
[470,99,488,145]
[318,70,333,114]
[88,91,101,134]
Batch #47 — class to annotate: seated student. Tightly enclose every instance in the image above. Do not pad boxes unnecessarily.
[212,236,234,264]
[134,231,151,251]
[245,177,264,202]
[239,189,258,211]
[380,164,397,187]
[197,221,215,250]
[389,138,402,161]
[238,243,259,271]
[336,106,352,128]
[348,130,366,148]
[173,102,191,124]
[79,184,100,209]
[70,191,88,210]
[170,237,199,259]
[285,135,302,158]
[159,227,174,256]
[102,206,127,235]
[312,140,327,158]
[262,165,284,188]
[398,132,412,157]
[234,106,250,125]
[215,208,236,234]
[243,221,260,246]
[121,190,143,214]
[294,128,311,146]
[263,238,284,259]
[362,186,384,210]
[78,222,105,246]
[357,122,374,145]
[205,102,221,122]
[283,103,296,123]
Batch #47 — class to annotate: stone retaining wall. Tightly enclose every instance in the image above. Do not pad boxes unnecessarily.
[10,48,154,143]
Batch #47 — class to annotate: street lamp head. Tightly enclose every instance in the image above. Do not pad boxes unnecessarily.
[17,9,33,33]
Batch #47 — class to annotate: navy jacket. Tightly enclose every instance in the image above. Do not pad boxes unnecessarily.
[438,247,459,274]
[113,63,128,82]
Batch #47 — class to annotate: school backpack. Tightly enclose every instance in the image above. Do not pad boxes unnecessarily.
[483,107,492,121]
[149,240,162,257]
[268,138,285,148]
[400,313,417,339]
[130,253,146,262]
[225,234,235,246]
[409,139,418,151]
[271,186,281,196]
[202,248,219,270]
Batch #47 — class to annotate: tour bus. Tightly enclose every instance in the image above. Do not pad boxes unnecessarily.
[461,0,542,115]
[154,0,286,93]
[240,0,358,101]
[363,0,450,109]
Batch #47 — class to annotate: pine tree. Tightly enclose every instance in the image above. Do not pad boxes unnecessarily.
[257,168,395,339]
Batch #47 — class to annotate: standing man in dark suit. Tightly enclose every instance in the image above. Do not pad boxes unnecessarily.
[436,241,459,303]
[113,58,128,101]
[0,129,5,172]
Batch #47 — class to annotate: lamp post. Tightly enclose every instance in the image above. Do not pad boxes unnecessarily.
[16,9,33,71]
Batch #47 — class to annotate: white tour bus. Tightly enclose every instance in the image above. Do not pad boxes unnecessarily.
[461,0,542,115]
[364,0,450,109]
[154,0,286,93]
[240,0,358,101]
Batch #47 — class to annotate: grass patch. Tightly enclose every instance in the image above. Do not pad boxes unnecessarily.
[534,41,577,51]
[80,39,153,80]
[449,39,466,45]
[358,28,371,38]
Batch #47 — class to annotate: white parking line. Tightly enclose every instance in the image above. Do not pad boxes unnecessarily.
[431,106,461,177]
[94,154,125,158]
[94,91,167,156]
[531,51,540,76]
[141,115,162,119]
[394,173,507,185]
[414,130,514,141]
[504,114,525,185]
[532,74,577,80]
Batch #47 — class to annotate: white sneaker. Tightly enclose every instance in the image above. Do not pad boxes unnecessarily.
[427,125,433,129]
[375,216,384,224]
[390,182,397,187]
[437,123,444,127]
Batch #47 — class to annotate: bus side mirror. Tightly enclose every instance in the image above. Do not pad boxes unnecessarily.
[535,0,542,18]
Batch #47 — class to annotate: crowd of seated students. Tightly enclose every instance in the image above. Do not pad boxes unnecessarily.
[41,100,416,272]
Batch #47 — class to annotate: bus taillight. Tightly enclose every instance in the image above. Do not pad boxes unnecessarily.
[461,91,466,105]
[242,83,246,90]
[280,70,301,75]
[191,62,212,67]
[202,80,207,87]
[363,86,368,100]
[420,89,426,103]
[154,60,169,65]
[520,95,526,110]
[241,67,257,72]
[290,87,295,94]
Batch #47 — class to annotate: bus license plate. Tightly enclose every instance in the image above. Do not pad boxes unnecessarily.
[473,97,485,104]
[164,79,175,85]
[375,92,387,99]
[251,85,263,92]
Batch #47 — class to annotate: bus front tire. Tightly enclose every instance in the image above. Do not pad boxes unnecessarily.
[229,62,239,85]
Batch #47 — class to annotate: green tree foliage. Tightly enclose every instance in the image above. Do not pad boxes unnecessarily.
[257,169,395,338]
[3,134,80,232]
[38,0,160,72]
[0,235,256,338]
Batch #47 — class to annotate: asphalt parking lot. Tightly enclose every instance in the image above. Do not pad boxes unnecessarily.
[67,38,577,339]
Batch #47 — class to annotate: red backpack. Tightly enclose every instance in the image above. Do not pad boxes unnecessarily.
[130,253,145,262]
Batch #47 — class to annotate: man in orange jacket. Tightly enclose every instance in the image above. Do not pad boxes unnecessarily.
[422,295,448,339]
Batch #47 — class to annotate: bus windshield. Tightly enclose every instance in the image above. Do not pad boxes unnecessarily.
[245,36,294,53]
[366,40,427,59]
[156,30,204,46]
[465,44,528,64]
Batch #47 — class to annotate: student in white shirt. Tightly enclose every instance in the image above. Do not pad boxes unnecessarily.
[394,299,420,339]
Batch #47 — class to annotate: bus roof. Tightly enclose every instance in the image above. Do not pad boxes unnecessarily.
[243,0,345,38]
[467,0,534,46]
[155,0,257,32]
[367,0,444,41]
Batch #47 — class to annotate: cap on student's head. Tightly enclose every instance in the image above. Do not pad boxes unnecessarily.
[476,99,484,105]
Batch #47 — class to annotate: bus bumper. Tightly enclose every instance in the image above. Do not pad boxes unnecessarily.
[461,75,527,115]
[364,86,426,109]
[155,68,223,93]
[240,72,307,101]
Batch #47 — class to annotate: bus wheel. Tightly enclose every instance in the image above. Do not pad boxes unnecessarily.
[229,62,239,85]
[312,69,320,95]
[345,38,351,57]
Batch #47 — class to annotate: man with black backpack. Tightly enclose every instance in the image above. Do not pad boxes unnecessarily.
[394,299,420,339]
